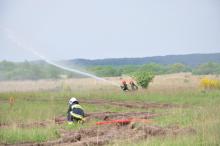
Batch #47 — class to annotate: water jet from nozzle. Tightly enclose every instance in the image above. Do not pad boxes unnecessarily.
[2,27,120,87]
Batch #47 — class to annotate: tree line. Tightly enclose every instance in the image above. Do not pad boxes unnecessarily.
[87,62,220,76]
[0,61,220,80]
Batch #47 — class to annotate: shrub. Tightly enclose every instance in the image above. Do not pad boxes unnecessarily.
[200,77,220,90]
[132,72,154,88]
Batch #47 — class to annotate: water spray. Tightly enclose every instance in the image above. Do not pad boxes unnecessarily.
[2,27,120,87]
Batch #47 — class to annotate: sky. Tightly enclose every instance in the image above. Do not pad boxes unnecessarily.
[0,0,220,61]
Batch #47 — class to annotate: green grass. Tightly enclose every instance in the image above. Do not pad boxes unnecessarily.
[0,89,220,145]
[110,136,199,146]
[112,95,220,146]
[0,127,59,144]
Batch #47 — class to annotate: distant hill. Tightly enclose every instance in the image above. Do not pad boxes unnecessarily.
[68,53,220,67]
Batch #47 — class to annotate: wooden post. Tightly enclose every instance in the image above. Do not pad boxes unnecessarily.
[9,96,15,109]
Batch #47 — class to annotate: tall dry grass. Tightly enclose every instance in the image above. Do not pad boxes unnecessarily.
[1,73,219,93]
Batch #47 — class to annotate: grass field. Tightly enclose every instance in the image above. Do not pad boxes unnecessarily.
[0,73,220,146]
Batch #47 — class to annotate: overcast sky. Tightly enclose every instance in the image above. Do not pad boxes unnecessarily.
[0,0,220,61]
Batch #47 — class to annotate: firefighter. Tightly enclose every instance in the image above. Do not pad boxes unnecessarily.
[129,80,138,90]
[120,79,129,91]
[67,97,85,125]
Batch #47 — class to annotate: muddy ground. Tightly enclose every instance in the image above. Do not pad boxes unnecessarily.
[2,99,195,146]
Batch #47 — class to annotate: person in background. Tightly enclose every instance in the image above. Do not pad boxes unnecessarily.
[120,78,129,91]
[67,97,85,124]
[129,80,138,90]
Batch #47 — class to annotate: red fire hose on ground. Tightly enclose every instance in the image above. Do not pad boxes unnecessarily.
[96,118,152,125]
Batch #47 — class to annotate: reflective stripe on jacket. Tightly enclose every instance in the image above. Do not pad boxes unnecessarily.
[70,112,84,119]
[71,104,83,110]
[70,104,84,119]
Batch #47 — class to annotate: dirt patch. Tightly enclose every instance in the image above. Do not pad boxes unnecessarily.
[86,111,158,121]
[80,99,177,109]
[0,111,157,129]
[54,111,159,125]
[59,124,195,146]
[4,123,195,146]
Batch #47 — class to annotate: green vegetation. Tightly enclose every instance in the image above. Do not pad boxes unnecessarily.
[88,66,121,77]
[193,62,220,75]
[117,103,220,146]
[0,60,220,145]
[132,71,154,88]
[88,63,191,77]
[1,60,220,80]
[0,88,220,145]
[0,60,80,80]
[0,127,59,144]
[88,62,220,77]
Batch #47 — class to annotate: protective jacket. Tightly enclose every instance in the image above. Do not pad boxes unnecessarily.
[67,104,85,122]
